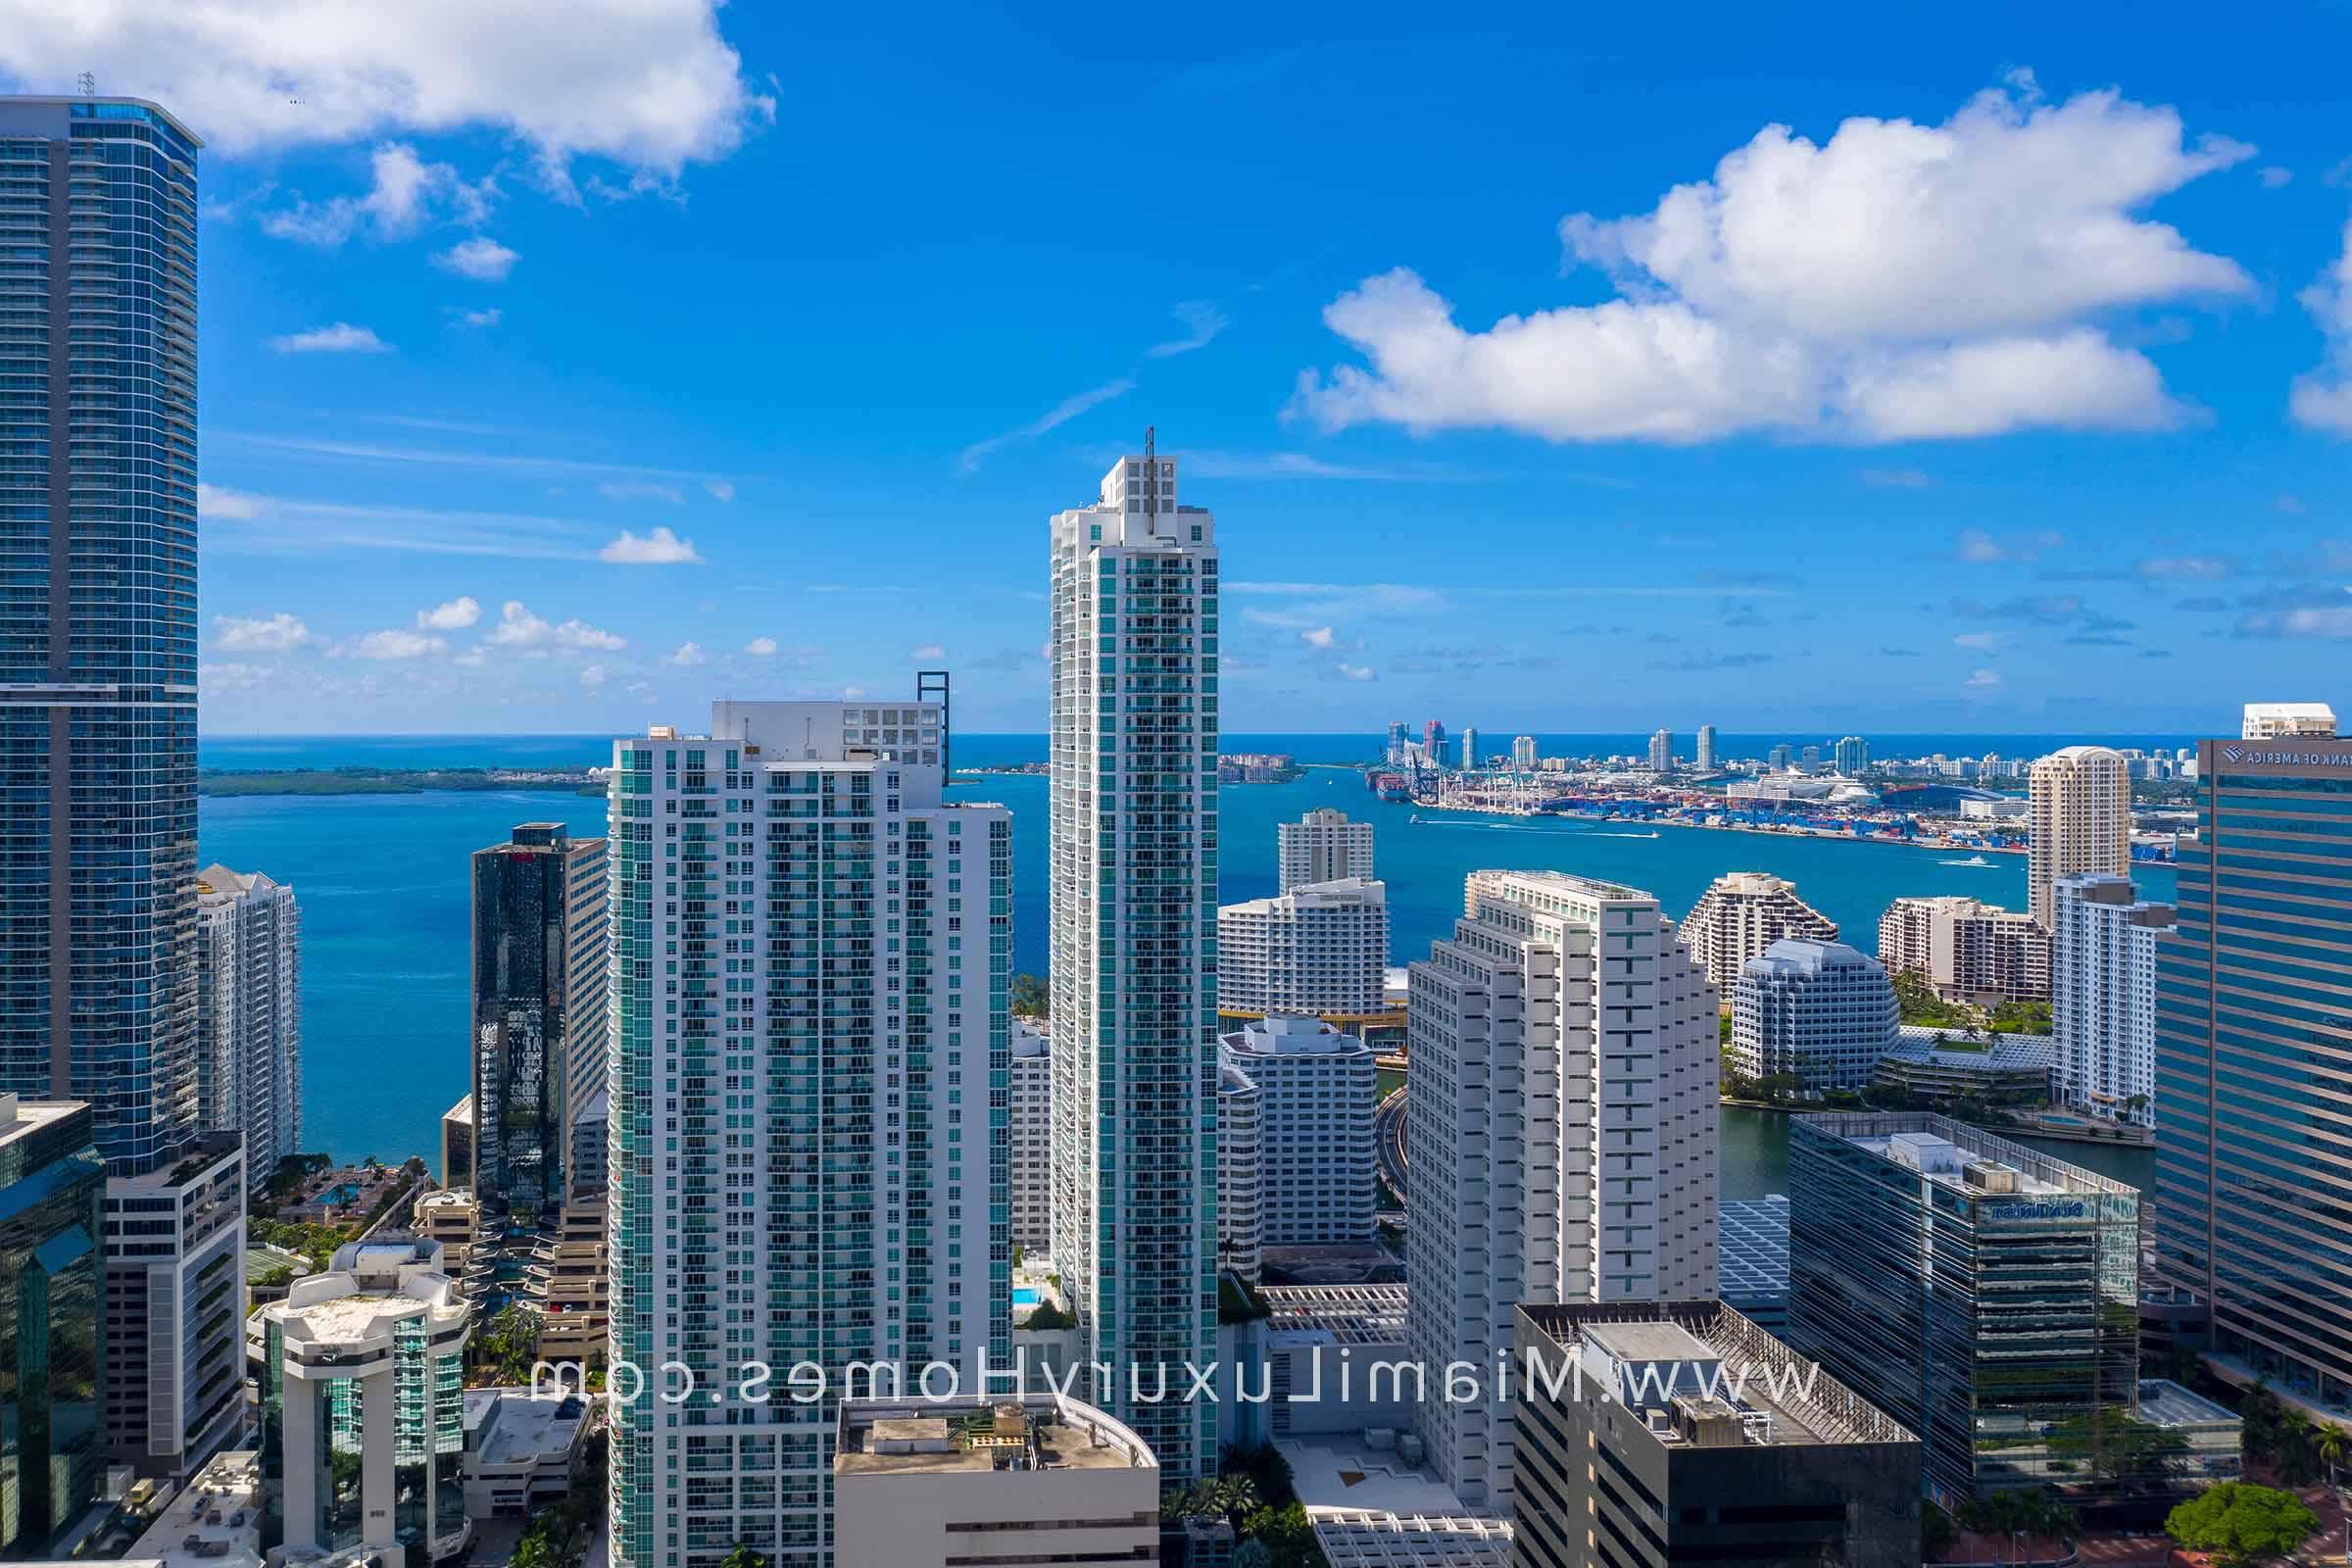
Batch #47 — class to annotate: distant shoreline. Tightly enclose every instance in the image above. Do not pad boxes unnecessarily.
[199,766,602,799]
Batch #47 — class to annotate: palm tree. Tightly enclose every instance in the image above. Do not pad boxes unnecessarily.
[2317,1424,2347,1494]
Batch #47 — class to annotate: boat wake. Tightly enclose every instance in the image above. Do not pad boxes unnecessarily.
[1937,854,1994,867]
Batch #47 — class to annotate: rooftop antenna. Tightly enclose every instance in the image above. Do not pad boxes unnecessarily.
[1144,424,1156,519]
[76,71,95,97]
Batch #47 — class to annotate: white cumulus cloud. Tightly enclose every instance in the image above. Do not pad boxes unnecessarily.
[485,600,625,650]
[744,636,779,657]
[580,663,608,688]
[1300,626,1338,649]
[665,642,708,665]
[433,236,518,280]
[1294,77,2252,445]
[198,483,264,519]
[215,612,311,651]
[261,141,496,246]
[597,525,702,564]
[1965,667,2003,688]
[0,1,775,180]
[910,644,946,661]
[270,321,390,354]
[339,628,446,660]
[416,595,481,629]
[1338,662,1376,681]
[2290,219,2352,435]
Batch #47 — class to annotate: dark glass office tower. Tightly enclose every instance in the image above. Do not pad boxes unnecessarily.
[470,824,609,1224]
[2152,736,2352,1420]
[0,1097,106,1554]
[0,97,201,1176]
[1787,1112,2140,1509]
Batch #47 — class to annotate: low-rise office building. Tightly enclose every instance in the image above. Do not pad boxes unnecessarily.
[459,1387,590,1518]
[1787,1114,2139,1507]
[830,1394,1157,1568]
[1729,939,1898,1093]
[1512,1301,1921,1568]
[1870,1028,2056,1105]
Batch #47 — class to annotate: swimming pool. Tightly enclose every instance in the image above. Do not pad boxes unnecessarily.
[1012,1287,1043,1308]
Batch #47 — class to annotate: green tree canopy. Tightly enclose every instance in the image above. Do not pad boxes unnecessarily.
[2164,1482,2319,1565]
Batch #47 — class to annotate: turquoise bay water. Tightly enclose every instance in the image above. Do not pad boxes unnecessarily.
[195,734,2170,1195]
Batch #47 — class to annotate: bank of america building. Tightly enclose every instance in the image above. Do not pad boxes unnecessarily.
[2152,734,2352,1420]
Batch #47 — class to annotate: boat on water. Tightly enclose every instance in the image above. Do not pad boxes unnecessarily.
[1938,853,1993,866]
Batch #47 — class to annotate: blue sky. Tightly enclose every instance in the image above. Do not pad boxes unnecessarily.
[9,2,2352,735]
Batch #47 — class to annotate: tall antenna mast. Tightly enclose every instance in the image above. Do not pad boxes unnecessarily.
[1144,424,1156,518]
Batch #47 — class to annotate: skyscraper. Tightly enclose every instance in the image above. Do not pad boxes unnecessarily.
[1049,451,1218,1484]
[1405,870,1718,1507]
[1459,725,1479,770]
[1511,734,1538,770]
[1730,939,1899,1094]
[1424,718,1446,755]
[1216,878,1389,1020]
[1648,728,1675,773]
[2153,732,2352,1414]
[0,1096,105,1556]
[471,823,610,1219]
[1276,807,1373,891]
[2028,746,2130,930]
[1694,723,1717,772]
[1835,735,1869,775]
[1385,720,1406,764]
[1768,743,1793,770]
[606,698,1010,1568]
[0,97,202,1177]
[2052,873,2173,1128]
[195,865,303,1189]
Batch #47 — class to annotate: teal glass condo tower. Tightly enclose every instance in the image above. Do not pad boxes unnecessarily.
[2153,734,2352,1420]
[1048,452,1220,1483]
[0,97,202,1176]
[606,699,1010,1568]
[0,1096,106,1555]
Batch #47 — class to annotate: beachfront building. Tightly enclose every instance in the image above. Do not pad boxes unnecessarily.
[605,697,1011,1568]
[260,1238,472,1565]
[1695,724,1718,772]
[0,1097,106,1554]
[1404,870,1718,1509]
[1512,1302,1921,1568]
[1009,1018,1052,1254]
[1877,895,2048,1005]
[1461,726,1480,770]
[1217,877,1390,1021]
[1680,871,1839,993]
[2052,873,2174,1128]
[1729,939,1899,1093]
[1217,1016,1377,1248]
[1513,734,1539,770]
[1788,1114,2139,1506]
[2029,746,2131,931]
[1836,735,1870,775]
[1278,807,1374,891]
[1647,728,1674,773]
[194,866,303,1190]
[2154,730,2352,1424]
[831,1394,1158,1568]
[1048,453,1219,1485]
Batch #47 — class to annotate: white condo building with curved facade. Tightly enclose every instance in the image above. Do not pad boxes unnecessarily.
[1679,872,1838,993]
[1731,939,1900,1093]
[1403,870,1718,1509]
[1217,877,1390,1020]
[1216,1057,1261,1281]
